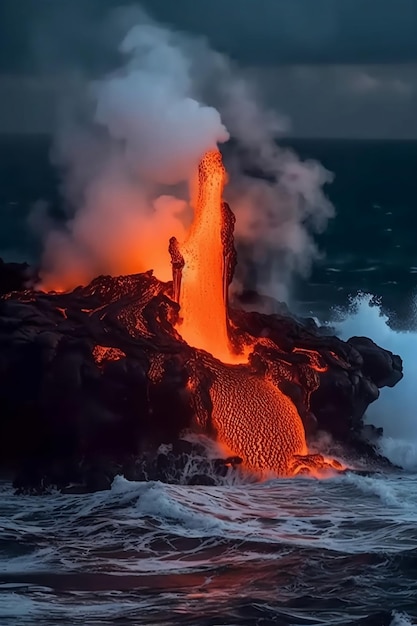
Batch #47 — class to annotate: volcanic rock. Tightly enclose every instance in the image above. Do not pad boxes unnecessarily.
[347,336,403,388]
[0,262,403,492]
[0,257,37,295]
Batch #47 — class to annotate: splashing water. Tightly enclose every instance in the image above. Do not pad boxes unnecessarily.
[332,293,417,470]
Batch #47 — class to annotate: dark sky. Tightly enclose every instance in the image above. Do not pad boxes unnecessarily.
[1,0,417,138]
[1,0,417,70]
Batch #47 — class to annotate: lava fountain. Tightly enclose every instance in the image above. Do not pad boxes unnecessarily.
[170,150,242,363]
[0,150,401,493]
[169,150,340,477]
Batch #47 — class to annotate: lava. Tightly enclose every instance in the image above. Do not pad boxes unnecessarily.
[172,150,243,364]
[34,151,345,481]
[93,345,126,367]
[206,358,308,475]
[0,152,402,493]
[168,150,342,477]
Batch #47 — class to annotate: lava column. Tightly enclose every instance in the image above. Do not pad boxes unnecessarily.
[173,150,236,363]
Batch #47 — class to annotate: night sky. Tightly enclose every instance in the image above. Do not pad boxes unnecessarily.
[1,0,417,137]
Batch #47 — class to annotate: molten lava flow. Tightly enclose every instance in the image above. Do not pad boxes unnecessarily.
[208,361,308,474]
[168,150,344,477]
[93,345,126,367]
[191,355,345,478]
[173,150,243,364]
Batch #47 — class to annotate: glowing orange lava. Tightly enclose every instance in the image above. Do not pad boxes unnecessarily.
[208,361,308,475]
[175,151,245,364]
[173,150,344,478]
[92,345,126,367]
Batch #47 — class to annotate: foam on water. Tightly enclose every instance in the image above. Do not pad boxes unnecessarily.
[2,471,417,578]
[390,611,415,626]
[2,471,417,624]
[331,293,417,470]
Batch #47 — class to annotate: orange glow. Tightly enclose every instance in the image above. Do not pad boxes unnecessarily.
[175,151,344,478]
[92,345,126,366]
[39,243,174,294]
[40,149,344,479]
[175,150,245,364]
[38,195,188,293]
[290,454,348,478]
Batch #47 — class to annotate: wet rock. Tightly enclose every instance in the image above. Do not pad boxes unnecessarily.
[187,474,216,486]
[347,336,403,387]
[84,468,113,492]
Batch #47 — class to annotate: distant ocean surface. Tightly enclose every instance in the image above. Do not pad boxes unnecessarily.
[1,135,417,625]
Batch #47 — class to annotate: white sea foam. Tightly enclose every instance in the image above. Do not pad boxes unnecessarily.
[2,471,417,582]
[1,474,417,624]
[331,293,417,470]
[390,610,415,626]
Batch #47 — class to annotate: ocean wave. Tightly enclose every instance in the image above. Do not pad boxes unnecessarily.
[2,473,417,577]
[331,293,417,471]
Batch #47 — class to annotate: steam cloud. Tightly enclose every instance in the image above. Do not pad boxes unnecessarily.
[37,5,334,302]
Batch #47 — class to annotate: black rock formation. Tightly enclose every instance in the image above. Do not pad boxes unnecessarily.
[0,263,403,493]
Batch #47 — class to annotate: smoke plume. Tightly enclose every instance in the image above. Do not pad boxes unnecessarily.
[37,5,334,302]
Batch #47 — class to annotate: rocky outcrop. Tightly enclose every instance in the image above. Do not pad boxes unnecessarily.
[0,264,403,492]
[230,307,402,446]
[0,258,36,296]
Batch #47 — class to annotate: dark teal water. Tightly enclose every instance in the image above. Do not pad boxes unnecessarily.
[286,139,417,323]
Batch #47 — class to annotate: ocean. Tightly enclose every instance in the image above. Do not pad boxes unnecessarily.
[1,135,417,625]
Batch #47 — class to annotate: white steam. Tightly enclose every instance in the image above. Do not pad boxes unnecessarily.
[37,5,333,298]
[94,22,229,184]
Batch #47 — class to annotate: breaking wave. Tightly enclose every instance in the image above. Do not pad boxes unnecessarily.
[331,293,417,470]
[1,472,417,625]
